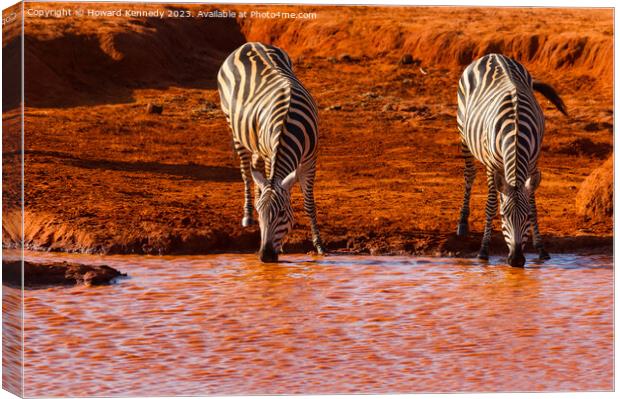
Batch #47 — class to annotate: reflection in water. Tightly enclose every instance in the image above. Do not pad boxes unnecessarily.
[11,251,613,396]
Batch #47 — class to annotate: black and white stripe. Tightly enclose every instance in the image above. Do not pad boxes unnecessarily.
[217,42,324,262]
[455,53,567,267]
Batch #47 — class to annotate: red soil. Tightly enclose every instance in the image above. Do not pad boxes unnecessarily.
[2,3,613,257]
[576,155,613,222]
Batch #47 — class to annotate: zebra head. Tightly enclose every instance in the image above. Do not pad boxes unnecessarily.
[494,171,541,267]
[251,169,296,263]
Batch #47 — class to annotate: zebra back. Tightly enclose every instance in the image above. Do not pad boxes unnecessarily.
[457,53,545,187]
[217,42,319,183]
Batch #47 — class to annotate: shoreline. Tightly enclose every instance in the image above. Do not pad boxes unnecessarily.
[3,231,612,258]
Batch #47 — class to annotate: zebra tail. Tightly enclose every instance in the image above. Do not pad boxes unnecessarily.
[533,80,568,116]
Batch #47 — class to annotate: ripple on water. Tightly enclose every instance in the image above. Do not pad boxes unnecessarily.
[11,251,613,396]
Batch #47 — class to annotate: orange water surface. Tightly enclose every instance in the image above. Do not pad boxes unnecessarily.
[10,251,614,395]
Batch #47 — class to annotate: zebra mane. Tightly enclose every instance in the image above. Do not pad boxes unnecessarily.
[269,83,292,181]
[494,55,523,187]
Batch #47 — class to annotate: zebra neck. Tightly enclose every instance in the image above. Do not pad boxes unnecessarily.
[500,118,533,188]
[270,151,297,182]
[261,87,292,181]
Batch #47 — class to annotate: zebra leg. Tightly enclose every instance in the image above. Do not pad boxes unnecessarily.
[299,161,325,255]
[236,144,256,227]
[478,169,498,260]
[529,193,550,260]
[457,142,476,236]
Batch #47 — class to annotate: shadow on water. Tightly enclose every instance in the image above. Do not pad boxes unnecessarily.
[279,253,613,272]
[3,275,130,291]
[524,255,613,270]
[477,254,613,271]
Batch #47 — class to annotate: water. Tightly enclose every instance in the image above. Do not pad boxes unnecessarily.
[6,251,614,395]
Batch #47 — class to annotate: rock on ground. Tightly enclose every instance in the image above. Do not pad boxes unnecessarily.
[2,261,126,287]
[575,155,613,221]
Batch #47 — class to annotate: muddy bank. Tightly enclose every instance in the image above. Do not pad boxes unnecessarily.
[240,8,613,84]
[2,209,612,257]
[2,5,612,258]
[19,3,247,108]
[18,5,612,109]
[2,260,126,287]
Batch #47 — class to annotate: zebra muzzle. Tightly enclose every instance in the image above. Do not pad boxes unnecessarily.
[259,244,279,263]
[507,248,526,268]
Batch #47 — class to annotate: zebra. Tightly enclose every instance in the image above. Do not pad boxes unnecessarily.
[217,42,325,262]
[456,53,567,267]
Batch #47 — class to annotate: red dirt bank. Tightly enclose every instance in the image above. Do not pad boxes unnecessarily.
[2,4,613,257]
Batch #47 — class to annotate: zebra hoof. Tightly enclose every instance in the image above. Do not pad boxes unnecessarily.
[456,223,469,237]
[477,249,489,260]
[315,243,326,255]
[241,217,255,227]
[538,249,551,261]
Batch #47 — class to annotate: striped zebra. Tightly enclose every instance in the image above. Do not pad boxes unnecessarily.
[217,42,325,262]
[456,53,567,267]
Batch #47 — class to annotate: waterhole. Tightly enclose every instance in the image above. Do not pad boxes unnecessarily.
[5,251,613,395]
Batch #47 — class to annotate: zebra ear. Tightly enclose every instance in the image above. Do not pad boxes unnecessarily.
[281,170,297,192]
[250,168,268,191]
[525,171,541,192]
[493,171,509,195]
